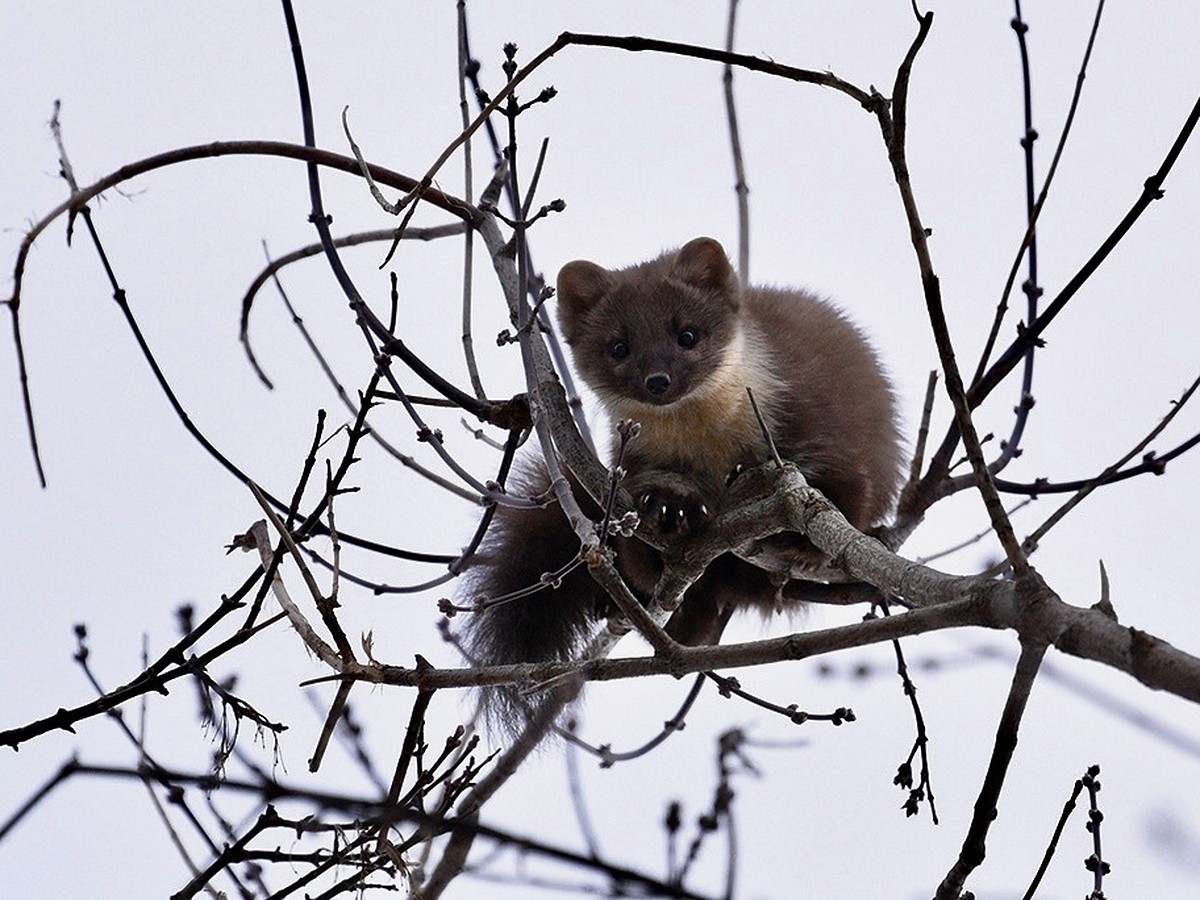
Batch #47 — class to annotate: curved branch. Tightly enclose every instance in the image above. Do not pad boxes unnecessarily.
[4,140,490,486]
[7,140,479,311]
[386,29,876,224]
[240,225,465,387]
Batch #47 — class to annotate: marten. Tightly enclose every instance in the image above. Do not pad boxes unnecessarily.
[460,236,903,725]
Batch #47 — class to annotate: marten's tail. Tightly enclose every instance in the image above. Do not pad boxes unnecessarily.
[458,456,606,732]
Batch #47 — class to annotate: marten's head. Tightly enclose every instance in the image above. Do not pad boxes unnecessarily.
[556,237,742,410]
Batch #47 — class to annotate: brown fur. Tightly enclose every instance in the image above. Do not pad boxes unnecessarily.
[461,237,903,726]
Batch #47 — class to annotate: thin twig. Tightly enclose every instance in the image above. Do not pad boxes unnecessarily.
[971,95,1200,411]
[880,599,938,824]
[881,9,1031,576]
[557,673,706,766]
[985,2,1044,477]
[370,29,873,229]
[1021,770,1085,900]
[918,93,1199,514]
[722,0,750,285]
[1082,765,1109,898]
[1016,373,1200,559]
[240,226,463,388]
[970,0,1107,390]
[991,425,1200,494]
[915,497,1034,566]
[935,640,1047,898]
[455,0,486,401]
[563,724,603,861]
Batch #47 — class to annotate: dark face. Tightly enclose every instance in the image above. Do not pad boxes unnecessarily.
[556,237,742,411]
[570,279,736,409]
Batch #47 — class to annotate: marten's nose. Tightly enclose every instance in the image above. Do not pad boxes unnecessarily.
[645,372,671,395]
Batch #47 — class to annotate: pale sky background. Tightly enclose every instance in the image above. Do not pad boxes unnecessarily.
[3,2,1200,898]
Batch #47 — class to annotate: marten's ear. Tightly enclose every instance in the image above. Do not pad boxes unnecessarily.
[556,260,611,342]
[671,237,735,294]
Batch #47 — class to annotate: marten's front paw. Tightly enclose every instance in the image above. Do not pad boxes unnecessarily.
[626,472,712,535]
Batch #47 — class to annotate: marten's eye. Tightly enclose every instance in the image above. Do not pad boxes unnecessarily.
[677,328,698,348]
[609,339,630,360]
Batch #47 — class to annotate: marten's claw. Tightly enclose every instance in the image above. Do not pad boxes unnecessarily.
[632,486,709,535]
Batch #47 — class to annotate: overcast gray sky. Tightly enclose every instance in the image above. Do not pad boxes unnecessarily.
[3,3,1200,898]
